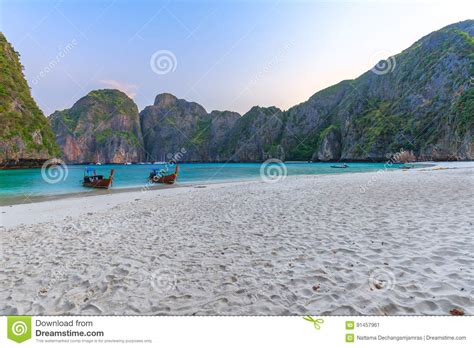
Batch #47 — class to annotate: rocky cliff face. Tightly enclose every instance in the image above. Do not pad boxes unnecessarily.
[277,20,474,161]
[221,106,286,161]
[50,89,145,163]
[0,32,60,167]
[140,93,240,161]
[48,20,473,163]
[314,126,342,161]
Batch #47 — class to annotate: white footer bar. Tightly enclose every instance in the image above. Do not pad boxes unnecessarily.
[0,316,471,347]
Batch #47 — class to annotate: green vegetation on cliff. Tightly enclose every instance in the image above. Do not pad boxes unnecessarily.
[44,20,474,163]
[454,88,474,137]
[0,32,59,161]
[51,89,139,136]
[49,89,145,163]
[227,20,474,161]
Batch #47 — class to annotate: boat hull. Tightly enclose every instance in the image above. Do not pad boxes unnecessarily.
[150,173,177,184]
[82,169,114,189]
[149,165,179,184]
[83,179,113,189]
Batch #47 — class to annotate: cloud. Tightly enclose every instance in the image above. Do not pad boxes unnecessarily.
[99,79,138,98]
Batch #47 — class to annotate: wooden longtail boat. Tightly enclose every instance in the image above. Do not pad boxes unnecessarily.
[148,164,179,184]
[83,168,115,189]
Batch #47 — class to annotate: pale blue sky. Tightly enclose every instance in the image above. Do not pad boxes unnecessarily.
[0,0,472,116]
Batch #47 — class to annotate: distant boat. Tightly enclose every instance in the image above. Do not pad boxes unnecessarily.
[330,164,349,169]
[95,155,102,166]
[153,155,166,165]
[124,162,132,165]
[83,168,114,189]
[148,164,179,184]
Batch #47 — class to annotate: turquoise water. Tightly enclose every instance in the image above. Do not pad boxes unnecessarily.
[0,162,406,202]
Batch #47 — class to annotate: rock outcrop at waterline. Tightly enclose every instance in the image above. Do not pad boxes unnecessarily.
[0,32,60,167]
[50,89,145,163]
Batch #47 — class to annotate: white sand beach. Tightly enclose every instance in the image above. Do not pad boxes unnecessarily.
[0,163,473,315]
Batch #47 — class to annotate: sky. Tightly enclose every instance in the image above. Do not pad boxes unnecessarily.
[0,0,472,116]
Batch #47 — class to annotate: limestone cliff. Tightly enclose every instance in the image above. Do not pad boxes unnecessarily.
[140,93,240,162]
[50,89,145,163]
[0,32,60,167]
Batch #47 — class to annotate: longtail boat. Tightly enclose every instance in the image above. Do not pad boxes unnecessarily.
[148,164,179,184]
[330,164,349,169]
[83,168,115,189]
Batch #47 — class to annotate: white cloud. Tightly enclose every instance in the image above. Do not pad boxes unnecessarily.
[99,79,138,98]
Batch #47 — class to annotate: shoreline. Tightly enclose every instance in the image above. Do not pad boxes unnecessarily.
[0,180,258,229]
[0,176,265,208]
[0,162,469,229]
[0,161,442,207]
[0,181,192,207]
[2,159,469,170]
[0,161,472,315]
